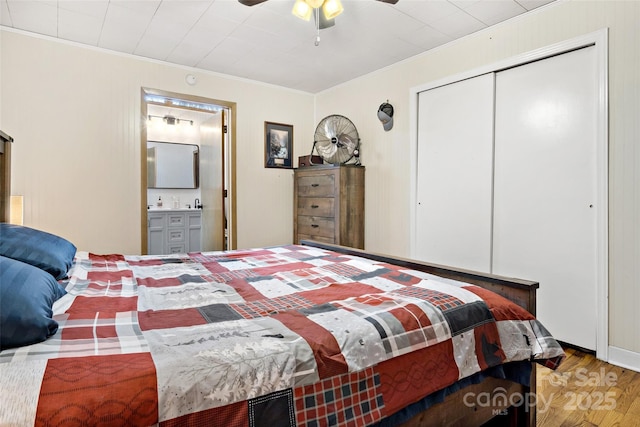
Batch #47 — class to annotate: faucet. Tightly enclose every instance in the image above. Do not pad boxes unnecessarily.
[195,198,202,209]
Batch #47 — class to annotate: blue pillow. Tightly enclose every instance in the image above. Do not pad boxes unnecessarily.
[0,256,67,350]
[0,223,77,280]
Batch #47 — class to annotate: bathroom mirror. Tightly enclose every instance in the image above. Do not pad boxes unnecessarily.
[147,141,199,189]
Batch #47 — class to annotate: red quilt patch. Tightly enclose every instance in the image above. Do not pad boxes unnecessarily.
[463,286,535,321]
[36,353,158,426]
[66,296,137,318]
[137,276,183,288]
[138,307,208,331]
[303,282,383,305]
[160,400,248,427]
[88,253,125,262]
[376,339,459,417]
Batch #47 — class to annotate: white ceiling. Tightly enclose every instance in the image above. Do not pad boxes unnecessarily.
[1,0,555,93]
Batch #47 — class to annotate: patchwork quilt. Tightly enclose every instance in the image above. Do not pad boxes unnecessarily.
[0,245,564,426]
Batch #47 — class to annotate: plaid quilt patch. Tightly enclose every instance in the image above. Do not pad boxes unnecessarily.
[230,294,314,319]
[209,269,261,283]
[321,262,370,279]
[393,286,464,311]
[295,367,384,427]
[0,245,565,426]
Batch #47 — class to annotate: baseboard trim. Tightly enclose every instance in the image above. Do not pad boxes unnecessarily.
[559,340,596,356]
[608,346,640,373]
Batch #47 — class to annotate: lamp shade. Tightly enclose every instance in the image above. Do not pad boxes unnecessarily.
[322,0,343,20]
[305,0,324,8]
[292,0,313,21]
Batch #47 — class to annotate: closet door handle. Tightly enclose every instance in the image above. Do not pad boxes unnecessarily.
[311,204,319,208]
[311,224,319,228]
[311,183,319,187]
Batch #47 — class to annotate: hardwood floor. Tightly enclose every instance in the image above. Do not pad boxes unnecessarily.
[537,348,640,426]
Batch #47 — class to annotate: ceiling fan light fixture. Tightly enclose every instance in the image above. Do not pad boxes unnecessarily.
[305,0,324,8]
[322,0,343,20]
[292,0,313,21]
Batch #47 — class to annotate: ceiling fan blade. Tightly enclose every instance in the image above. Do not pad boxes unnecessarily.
[238,0,268,6]
[377,0,399,4]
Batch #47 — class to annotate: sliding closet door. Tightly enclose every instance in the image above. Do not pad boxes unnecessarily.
[415,74,494,272]
[492,46,598,350]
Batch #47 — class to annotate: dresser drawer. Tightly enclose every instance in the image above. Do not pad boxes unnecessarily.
[167,213,185,227]
[167,229,185,243]
[297,215,335,238]
[297,197,334,217]
[297,173,335,197]
[167,244,186,254]
[297,233,335,245]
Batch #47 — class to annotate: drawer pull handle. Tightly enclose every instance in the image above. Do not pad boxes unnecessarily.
[311,224,319,228]
[311,183,319,187]
[311,205,319,208]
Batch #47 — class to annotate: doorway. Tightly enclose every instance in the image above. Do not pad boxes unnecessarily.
[140,87,237,253]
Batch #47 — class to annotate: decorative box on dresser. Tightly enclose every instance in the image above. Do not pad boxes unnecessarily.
[148,209,202,255]
[294,164,365,249]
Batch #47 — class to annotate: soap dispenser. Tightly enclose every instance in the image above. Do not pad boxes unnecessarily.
[157,196,163,208]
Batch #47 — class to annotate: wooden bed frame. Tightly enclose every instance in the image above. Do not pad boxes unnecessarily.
[0,130,13,223]
[301,240,538,427]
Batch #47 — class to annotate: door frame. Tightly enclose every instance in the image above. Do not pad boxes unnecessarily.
[140,87,237,253]
[409,29,609,360]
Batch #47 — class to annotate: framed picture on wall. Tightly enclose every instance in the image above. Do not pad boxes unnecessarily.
[264,121,293,169]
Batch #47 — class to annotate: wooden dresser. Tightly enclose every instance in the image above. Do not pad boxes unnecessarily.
[293,165,365,249]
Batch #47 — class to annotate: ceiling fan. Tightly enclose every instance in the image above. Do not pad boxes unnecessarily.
[238,0,399,6]
[238,0,399,31]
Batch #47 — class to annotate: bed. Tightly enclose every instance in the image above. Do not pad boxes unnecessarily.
[0,220,564,426]
[0,136,563,426]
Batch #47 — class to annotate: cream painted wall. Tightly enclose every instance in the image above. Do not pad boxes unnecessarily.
[0,29,314,254]
[314,0,640,354]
